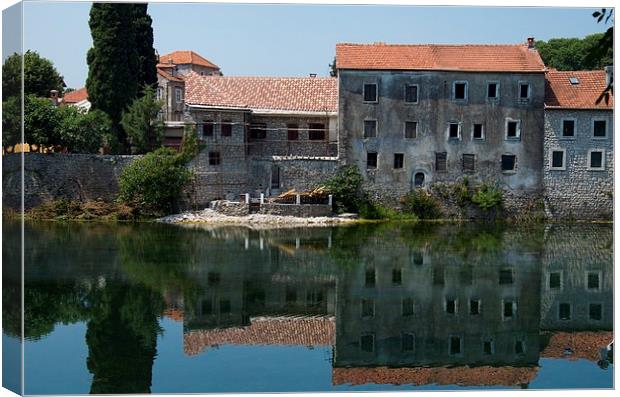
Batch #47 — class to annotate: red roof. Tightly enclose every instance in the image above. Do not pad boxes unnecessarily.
[159,50,220,70]
[62,87,88,103]
[157,68,184,83]
[184,72,338,113]
[545,69,613,109]
[336,43,546,73]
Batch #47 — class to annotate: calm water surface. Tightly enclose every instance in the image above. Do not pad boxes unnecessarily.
[2,221,614,394]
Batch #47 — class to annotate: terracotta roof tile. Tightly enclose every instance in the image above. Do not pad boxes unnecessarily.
[336,43,546,72]
[545,70,613,109]
[157,68,184,83]
[62,87,88,103]
[159,50,220,70]
[184,316,335,356]
[184,73,338,113]
[540,331,612,361]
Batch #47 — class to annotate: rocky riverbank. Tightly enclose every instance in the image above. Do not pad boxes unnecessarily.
[157,208,359,227]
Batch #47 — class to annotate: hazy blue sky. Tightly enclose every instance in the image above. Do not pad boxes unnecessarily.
[18,1,607,88]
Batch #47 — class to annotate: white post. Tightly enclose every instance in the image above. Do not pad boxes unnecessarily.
[296,237,300,249]
[245,193,250,204]
[244,237,249,250]
[296,194,301,205]
[328,194,333,206]
[259,237,264,251]
[260,193,265,204]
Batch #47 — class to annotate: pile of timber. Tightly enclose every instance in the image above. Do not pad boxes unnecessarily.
[273,186,329,203]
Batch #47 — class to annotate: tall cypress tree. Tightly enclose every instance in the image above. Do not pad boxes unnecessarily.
[86,3,139,152]
[132,4,158,90]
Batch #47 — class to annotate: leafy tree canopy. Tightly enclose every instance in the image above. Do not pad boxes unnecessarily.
[120,86,164,154]
[2,50,65,100]
[536,33,613,71]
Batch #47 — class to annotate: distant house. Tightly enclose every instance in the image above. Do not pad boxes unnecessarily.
[60,87,90,111]
[543,67,614,219]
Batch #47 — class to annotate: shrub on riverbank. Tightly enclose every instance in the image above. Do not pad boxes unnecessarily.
[401,189,442,219]
[323,165,366,213]
[25,199,136,221]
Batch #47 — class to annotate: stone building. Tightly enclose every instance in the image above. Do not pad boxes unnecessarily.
[543,68,614,220]
[335,41,547,206]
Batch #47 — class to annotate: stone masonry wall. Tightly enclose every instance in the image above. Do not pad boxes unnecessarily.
[258,203,332,217]
[543,109,613,220]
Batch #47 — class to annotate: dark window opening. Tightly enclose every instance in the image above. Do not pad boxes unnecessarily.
[405,121,417,139]
[365,268,376,287]
[402,333,415,352]
[412,251,423,265]
[590,151,603,168]
[473,124,484,139]
[562,120,575,137]
[593,120,607,137]
[250,123,266,139]
[449,123,460,139]
[208,151,221,166]
[549,272,561,289]
[499,269,513,284]
[470,299,480,315]
[487,83,498,98]
[551,151,564,168]
[287,123,299,140]
[559,303,571,320]
[306,290,324,307]
[221,121,232,137]
[450,336,461,355]
[285,287,296,303]
[364,120,377,138]
[454,83,466,100]
[308,123,325,140]
[220,299,231,314]
[405,85,418,103]
[394,153,404,169]
[483,341,493,355]
[504,301,515,318]
[203,120,214,137]
[446,299,456,314]
[201,299,213,315]
[502,154,516,171]
[436,152,447,172]
[507,121,519,138]
[587,272,600,290]
[392,268,402,285]
[208,272,221,285]
[361,299,374,318]
[363,83,377,102]
[463,154,475,171]
[360,334,374,352]
[402,298,414,317]
[414,173,425,188]
[519,83,530,99]
[515,340,525,354]
[367,152,378,169]
[589,304,602,321]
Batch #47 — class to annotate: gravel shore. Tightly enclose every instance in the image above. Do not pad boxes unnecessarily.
[157,208,358,227]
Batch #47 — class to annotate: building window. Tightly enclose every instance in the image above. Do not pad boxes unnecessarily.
[483,340,495,355]
[549,272,562,289]
[449,336,462,355]
[364,120,377,138]
[463,154,475,172]
[472,123,484,140]
[175,87,183,102]
[220,299,231,314]
[502,154,517,172]
[515,340,525,355]
[221,120,232,137]
[201,299,213,315]
[559,303,571,320]
[487,81,499,99]
[402,333,415,352]
[203,120,214,137]
[589,303,602,321]
[392,268,402,285]
[405,121,417,139]
[445,298,457,314]
[361,298,374,318]
[499,268,513,284]
[587,271,601,290]
[505,119,521,140]
[156,87,163,100]
[363,83,378,102]
[503,300,516,319]
[588,149,605,170]
[308,123,325,140]
[287,123,299,140]
[562,119,575,138]
[413,172,425,188]
[402,298,414,316]
[208,151,221,166]
[394,153,404,169]
[365,268,376,287]
[208,272,221,285]
[366,152,378,169]
[360,334,375,352]
[436,152,447,172]
[518,82,530,100]
[404,84,419,103]
[285,287,297,303]
[448,122,461,140]
[593,119,607,138]
[453,81,468,101]
[550,149,566,170]
[249,123,266,139]
[469,299,481,315]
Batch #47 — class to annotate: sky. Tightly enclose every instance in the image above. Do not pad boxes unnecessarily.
[8,1,610,88]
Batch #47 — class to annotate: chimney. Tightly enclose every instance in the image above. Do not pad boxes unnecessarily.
[605,65,613,86]
[309,73,317,78]
[49,90,59,106]
[527,37,535,49]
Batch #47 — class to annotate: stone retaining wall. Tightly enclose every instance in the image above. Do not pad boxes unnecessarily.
[258,203,332,217]
[209,200,250,216]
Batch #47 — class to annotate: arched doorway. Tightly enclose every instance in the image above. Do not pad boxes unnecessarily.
[414,172,425,187]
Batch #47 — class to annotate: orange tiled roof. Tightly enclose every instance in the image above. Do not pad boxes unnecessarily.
[157,68,184,83]
[545,69,613,109]
[332,366,538,387]
[540,331,612,362]
[62,87,88,103]
[163,308,184,322]
[184,316,335,356]
[336,43,546,73]
[184,73,338,113]
[159,50,220,70]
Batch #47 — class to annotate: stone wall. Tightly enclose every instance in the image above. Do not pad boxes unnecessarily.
[2,153,137,209]
[209,200,250,216]
[258,203,332,217]
[249,157,339,196]
[543,109,613,220]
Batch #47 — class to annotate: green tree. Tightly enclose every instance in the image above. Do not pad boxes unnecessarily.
[323,165,365,213]
[2,96,21,147]
[57,107,112,153]
[132,4,158,90]
[120,86,164,154]
[2,50,65,100]
[329,56,337,77]
[24,94,61,147]
[536,33,613,71]
[86,3,140,152]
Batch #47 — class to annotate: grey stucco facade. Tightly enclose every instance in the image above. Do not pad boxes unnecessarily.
[338,69,546,203]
